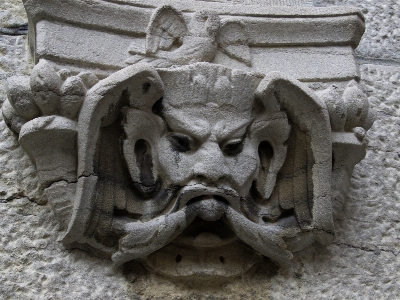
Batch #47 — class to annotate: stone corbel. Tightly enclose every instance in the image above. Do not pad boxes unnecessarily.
[2,0,374,283]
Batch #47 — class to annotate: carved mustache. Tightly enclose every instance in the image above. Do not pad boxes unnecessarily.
[111,185,300,266]
[169,183,241,213]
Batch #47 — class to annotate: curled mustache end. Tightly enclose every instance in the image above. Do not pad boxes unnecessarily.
[111,197,302,268]
[112,210,191,266]
[225,206,300,266]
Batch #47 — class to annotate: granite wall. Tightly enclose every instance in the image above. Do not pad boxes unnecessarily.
[0,0,399,299]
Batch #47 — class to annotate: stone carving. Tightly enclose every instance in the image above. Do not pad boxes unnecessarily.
[3,0,373,284]
[24,0,365,80]
[4,56,373,281]
[126,5,251,67]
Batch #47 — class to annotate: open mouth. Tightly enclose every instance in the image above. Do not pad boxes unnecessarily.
[111,183,247,266]
[142,213,262,281]
[171,183,240,247]
[173,217,236,248]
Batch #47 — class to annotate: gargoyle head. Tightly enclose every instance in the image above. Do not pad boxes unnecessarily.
[114,64,291,279]
[63,62,334,282]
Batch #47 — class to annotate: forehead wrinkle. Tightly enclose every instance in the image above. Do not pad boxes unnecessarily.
[164,112,210,140]
[214,118,252,141]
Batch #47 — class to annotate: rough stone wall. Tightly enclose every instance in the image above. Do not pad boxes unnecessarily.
[0,1,399,299]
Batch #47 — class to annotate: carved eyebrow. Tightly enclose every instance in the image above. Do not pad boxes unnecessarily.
[164,113,210,141]
[215,118,251,141]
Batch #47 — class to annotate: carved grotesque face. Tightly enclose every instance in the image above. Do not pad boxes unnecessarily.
[116,64,294,280]
[52,61,337,283]
[6,59,366,283]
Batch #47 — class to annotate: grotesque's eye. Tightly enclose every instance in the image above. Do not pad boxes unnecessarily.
[169,133,193,152]
[222,139,243,156]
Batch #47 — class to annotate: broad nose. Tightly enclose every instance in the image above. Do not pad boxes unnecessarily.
[193,142,228,182]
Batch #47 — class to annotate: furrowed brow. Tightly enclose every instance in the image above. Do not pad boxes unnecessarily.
[215,119,251,141]
[164,113,210,141]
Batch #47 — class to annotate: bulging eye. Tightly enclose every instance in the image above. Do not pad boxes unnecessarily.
[222,139,243,156]
[169,133,193,153]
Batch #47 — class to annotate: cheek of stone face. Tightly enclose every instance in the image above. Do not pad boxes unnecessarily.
[156,133,259,196]
[156,136,195,186]
[224,143,259,196]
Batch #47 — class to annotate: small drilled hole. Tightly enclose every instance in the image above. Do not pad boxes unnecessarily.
[262,216,269,223]
[219,256,225,264]
[175,254,182,263]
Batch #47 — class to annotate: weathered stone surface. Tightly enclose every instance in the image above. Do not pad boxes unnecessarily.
[0,198,129,300]
[0,34,40,203]
[334,64,400,253]
[0,0,27,28]
[0,35,31,75]
[315,0,400,63]
[0,115,42,203]
[0,0,398,299]
[0,62,398,300]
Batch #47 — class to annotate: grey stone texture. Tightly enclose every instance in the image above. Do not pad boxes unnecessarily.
[1,0,400,299]
[315,0,400,64]
[0,35,31,74]
[0,34,40,203]
[1,63,399,300]
[0,0,27,28]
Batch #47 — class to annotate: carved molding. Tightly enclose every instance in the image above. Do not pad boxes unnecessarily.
[24,0,364,80]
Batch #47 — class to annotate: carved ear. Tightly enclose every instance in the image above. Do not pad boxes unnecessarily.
[64,65,164,245]
[77,64,164,176]
[249,111,290,200]
[122,109,165,197]
[255,72,334,245]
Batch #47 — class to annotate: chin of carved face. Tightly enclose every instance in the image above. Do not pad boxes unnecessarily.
[144,217,263,282]
[134,183,264,281]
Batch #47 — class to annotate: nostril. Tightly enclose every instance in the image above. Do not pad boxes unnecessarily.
[193,158,227,182]
[194,173,226,183]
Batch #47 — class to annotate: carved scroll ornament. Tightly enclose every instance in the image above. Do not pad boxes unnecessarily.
[3,58,373,281]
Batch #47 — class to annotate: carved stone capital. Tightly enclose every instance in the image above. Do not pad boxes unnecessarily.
[3,0,373,283]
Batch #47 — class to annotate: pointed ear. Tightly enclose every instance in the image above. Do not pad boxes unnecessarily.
[65,65,164,246]
[77,64,164,176]
[122,109,165,197]
[249,111,290,201]
[254,72,334,245]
